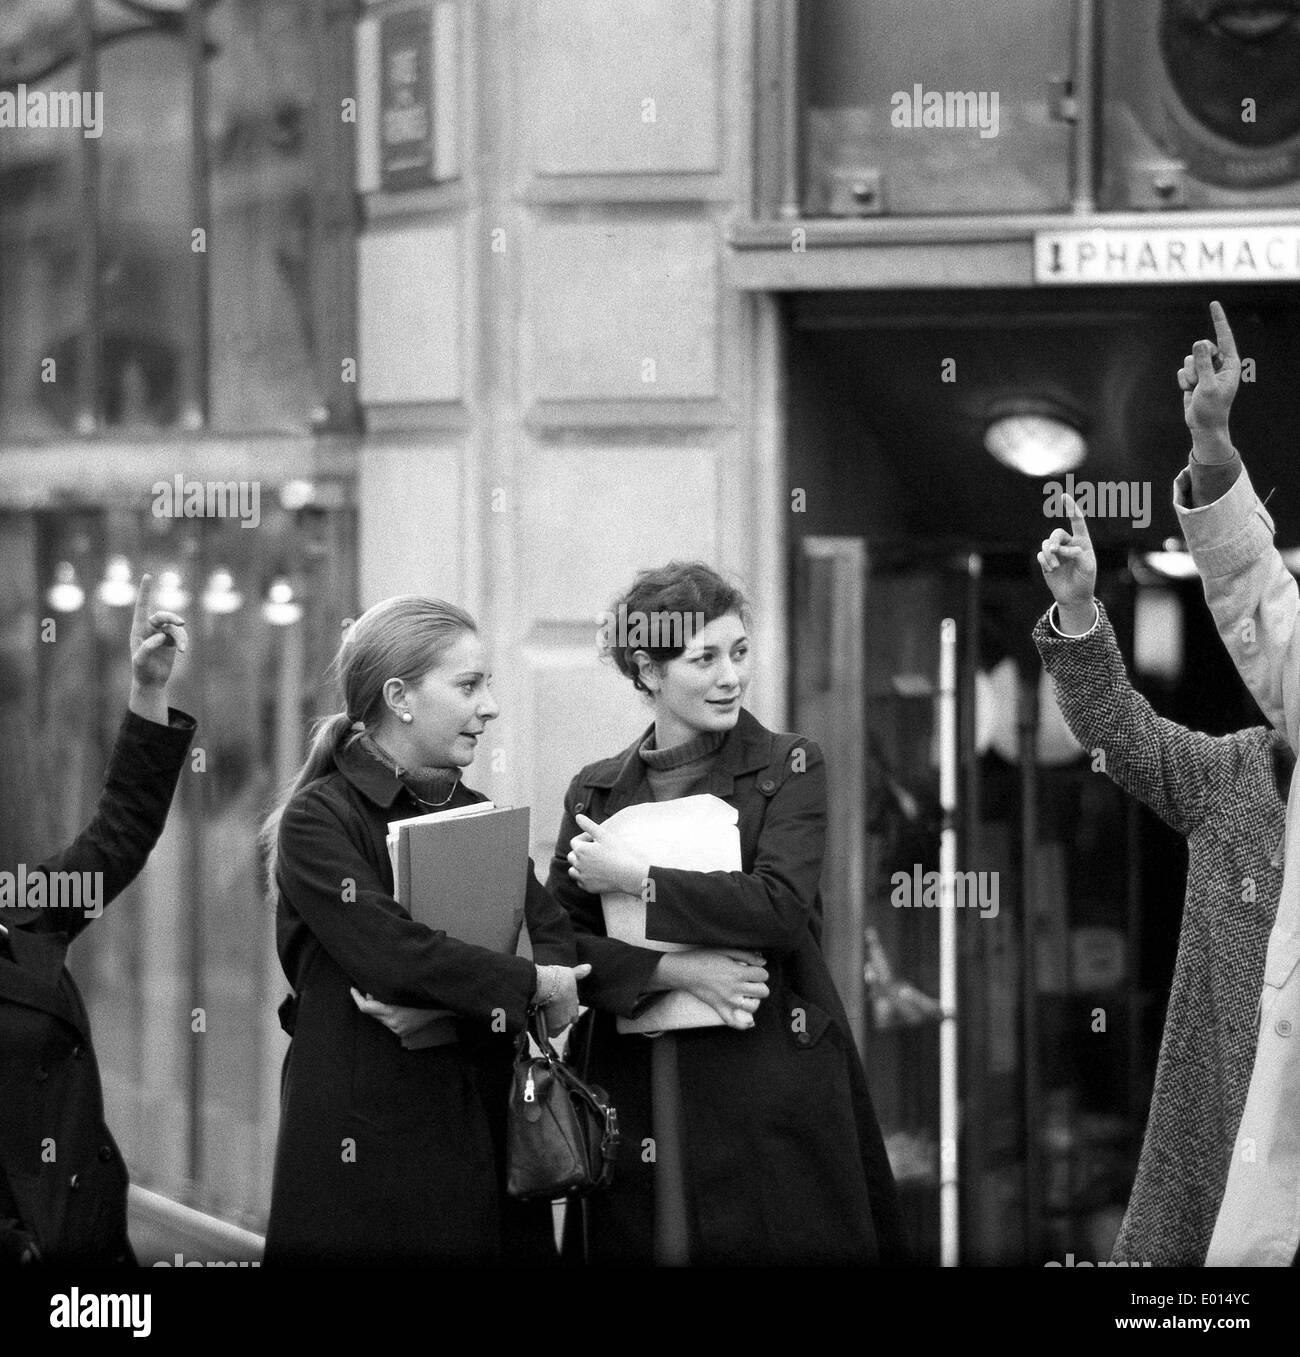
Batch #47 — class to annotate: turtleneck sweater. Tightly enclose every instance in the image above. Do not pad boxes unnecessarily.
[638,727,727,802]
[354,731,462,808]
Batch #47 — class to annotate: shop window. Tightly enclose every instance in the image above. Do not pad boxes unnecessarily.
[0,0,354,438]
[0,495,356,1232]
[801,0,1075,215]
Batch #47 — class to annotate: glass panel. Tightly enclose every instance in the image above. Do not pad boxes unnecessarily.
[207,0,320,432]
[1100,0,1300,209]
[803,0,1075,215]
[96,32,193,430]
[0,495,356,1232]
[0,69,85,437]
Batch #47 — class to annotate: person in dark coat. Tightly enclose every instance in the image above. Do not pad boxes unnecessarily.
[0,576,193,1264]
[261,594,586,1265]
[548,562,905,1266]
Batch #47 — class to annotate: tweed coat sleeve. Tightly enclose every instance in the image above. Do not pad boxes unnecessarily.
[277,786,538,1027]
[21,708,195,941]
[1034,603,1239,837]
[1176,458,1300,752]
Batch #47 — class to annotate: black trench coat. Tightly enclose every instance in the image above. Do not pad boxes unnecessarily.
[0,709,195,1263]
[547,707,906,1265]
[264,735,577,1265]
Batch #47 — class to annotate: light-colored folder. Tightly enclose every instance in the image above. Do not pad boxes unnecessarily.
[597,794,746,1036]
[385,802,530,1046]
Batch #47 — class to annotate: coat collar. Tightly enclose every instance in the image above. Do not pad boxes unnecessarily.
[333,732,410,810]
[0,924,90,1040]
[332,732,486,816]
[587,707,773,814]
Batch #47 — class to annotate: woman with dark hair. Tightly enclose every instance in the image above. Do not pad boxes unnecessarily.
[548,562,904,1265]
[261,595,586,1264]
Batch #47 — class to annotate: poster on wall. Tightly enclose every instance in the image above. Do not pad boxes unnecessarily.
[380,3,434,190]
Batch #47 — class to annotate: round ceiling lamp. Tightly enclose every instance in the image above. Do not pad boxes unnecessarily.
[984,403,1088,478]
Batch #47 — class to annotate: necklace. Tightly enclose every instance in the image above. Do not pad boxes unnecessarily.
[356,732,462,808]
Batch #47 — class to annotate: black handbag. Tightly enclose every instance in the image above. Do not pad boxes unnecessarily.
[506,1008,619,1201]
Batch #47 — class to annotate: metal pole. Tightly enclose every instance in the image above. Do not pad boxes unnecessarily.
[959,555,983,1256]
[937,618,959,1266]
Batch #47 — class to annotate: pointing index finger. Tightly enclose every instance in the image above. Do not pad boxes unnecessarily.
[130,571,154,636]
[1063,493,1092,546]
[1209,300,1238,361]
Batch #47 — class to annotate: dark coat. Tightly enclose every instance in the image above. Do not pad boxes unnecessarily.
[0,709,195,1263]
[547,707,906,1265]
[264,734,577,1264]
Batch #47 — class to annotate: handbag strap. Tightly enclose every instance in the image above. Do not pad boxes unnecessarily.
[527,1004,558,1058]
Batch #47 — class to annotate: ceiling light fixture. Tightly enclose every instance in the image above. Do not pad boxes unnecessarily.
[984,402,1088,477]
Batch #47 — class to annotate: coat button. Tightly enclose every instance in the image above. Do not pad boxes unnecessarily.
[73,1045,85,1060]
[759,779,776,793]
[795,1030,812,1047]
[34,1067,49,1082]
[68,1174,80,1190]
[98,1145,113,1163]
[575,802,585,815]
[1277,1019,1294,1037]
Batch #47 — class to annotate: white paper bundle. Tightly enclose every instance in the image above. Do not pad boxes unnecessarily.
[597,794,744,1036]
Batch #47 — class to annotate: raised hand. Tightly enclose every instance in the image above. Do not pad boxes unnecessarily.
[1037,494,1097,636]
[128,572,186,723]
[1179,300,1240,460]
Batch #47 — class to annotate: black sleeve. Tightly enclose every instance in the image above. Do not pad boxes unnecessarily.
[642,741,827,952]
[545,778,663,1018]
[522,861,578,967]
[276,787,539,1030]
[21,707,196,940]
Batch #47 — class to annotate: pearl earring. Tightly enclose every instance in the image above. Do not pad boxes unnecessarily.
[400,711,413,724]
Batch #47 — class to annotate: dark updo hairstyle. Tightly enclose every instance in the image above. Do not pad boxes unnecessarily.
[602,561,751,696]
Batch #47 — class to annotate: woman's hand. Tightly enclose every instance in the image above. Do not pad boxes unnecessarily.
[128,572,187,725]
[1179,299,1240,455]
[1037,495,1097,636]
[655,949,769,1030]
[350,988,445,1040]
[566,814,650,896]
[533,962,592,1033]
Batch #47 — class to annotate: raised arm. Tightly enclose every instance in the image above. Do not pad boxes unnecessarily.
[17,573,194,941]
[1174,301,1300,750]
[1035,496,1236,835]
